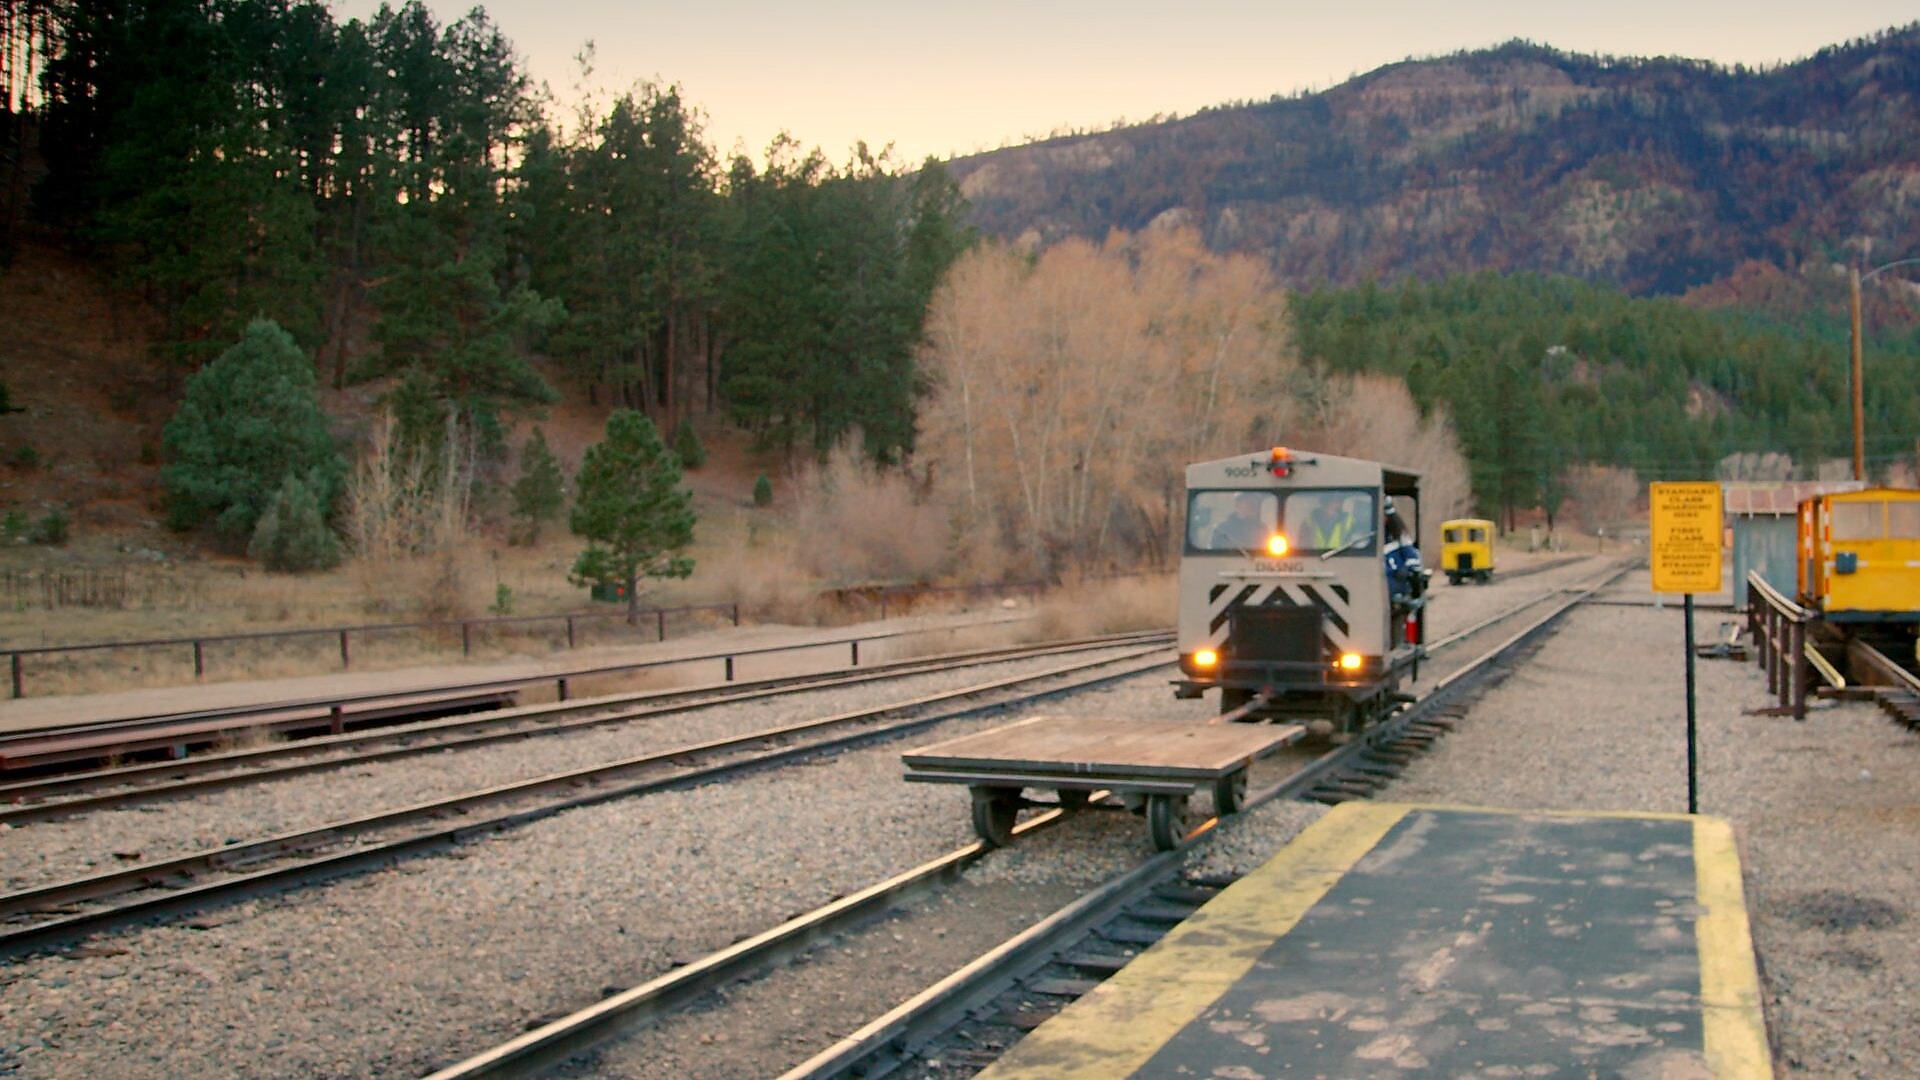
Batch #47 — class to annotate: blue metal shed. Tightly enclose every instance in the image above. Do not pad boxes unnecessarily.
[1724,482,1863,606]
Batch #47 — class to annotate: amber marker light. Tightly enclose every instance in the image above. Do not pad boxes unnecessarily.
[1194,649,1219,668]
[1337,652,1363,672]
[1266,534,1289,556]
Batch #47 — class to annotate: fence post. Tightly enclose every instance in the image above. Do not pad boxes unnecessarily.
[851,639,860,667]
[557,677,569,702]
[340,630,351,670]
[193,641,205,679]
[462,622,473,656]
[657,610,666,642]
[330,704,344,735]
[566,616,576,650]
[724,655,734,682]
[9,653,19,698]
[1781,618,1797,718]
[731,603,740,627]
[1766,611,1781,691]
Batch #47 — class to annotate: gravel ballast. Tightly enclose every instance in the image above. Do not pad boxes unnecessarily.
[0,657,1179,1078]
[1,644,1156,894]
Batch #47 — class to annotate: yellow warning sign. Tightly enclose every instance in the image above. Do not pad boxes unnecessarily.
[1650,482,1723,594]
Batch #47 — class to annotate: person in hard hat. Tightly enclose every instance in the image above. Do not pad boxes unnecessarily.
[1210,491,1269,550]
[1306,494,1357,551]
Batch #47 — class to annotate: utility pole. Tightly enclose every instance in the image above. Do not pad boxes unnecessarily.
[1850,265,1865,482]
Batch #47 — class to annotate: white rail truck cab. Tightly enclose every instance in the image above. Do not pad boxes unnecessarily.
[1174,447,1424,733]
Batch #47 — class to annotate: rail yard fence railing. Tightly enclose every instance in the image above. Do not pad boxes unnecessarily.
[0,574,1161,698]
[1744,570,1811,720]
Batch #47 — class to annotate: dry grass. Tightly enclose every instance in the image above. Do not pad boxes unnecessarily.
[1027,573,1175,641]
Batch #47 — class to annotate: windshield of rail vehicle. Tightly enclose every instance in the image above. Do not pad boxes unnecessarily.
[1186,488,1378,555]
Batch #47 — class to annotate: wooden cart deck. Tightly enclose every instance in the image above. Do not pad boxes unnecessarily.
[904,716,1305,851]
[903,715,1303,784]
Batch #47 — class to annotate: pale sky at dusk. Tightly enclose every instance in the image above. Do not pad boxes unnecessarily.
[334,1,1917,164]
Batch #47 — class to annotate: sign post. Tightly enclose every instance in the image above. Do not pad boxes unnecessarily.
[1649,482,1723,815]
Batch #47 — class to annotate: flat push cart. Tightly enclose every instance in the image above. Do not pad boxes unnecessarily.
[902,715,1304,851]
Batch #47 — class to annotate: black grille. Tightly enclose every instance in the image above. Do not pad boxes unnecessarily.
[1458,552,1476,571]
[1227,605,1323,664]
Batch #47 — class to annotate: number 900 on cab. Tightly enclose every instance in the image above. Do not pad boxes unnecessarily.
[1174,447,1428,738]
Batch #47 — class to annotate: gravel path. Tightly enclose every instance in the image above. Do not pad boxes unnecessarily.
[1,644,1155,894]
[1379,601,1920,1078]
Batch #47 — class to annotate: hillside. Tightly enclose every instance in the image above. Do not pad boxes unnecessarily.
[947,27,1920,300]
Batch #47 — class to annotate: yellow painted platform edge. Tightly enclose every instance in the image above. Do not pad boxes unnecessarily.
[1388,800,1700,822]
[976,801,1409,1080]
[1694,817,1775,1079]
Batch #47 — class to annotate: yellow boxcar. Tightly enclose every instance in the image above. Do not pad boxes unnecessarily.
[1440,518,1495,585]
[1797,488,1920,621]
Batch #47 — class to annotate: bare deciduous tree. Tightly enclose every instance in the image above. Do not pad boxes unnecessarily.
[918,229,1280,571]
[1563,464,1640,535]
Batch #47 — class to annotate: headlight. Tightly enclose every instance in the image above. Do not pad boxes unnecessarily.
[1193,648,1219,668]
[1336,652,1363,672]
[1266,534,1289,556]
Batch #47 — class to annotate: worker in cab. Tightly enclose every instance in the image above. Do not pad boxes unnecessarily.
[1210,491,1270,550]
[1306,494,1357,550]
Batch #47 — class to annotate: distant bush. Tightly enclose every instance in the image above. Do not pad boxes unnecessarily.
[248,475,343,572]
[752,474,773,508]
[30,508,70,546]
[491,582,515,615]
[163,319,345,540]
[509,427,564,543]
[8,444,38,470]
[1,509,25,539]
[671,422,706,470]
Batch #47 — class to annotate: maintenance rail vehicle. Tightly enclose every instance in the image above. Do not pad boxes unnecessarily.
[1175,446,1426,735]
[1440,517,1496,584]
[1797,486,1920,663]
[901,446,1425,852]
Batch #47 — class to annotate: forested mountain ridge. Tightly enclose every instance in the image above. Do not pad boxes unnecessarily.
[947,27,1920,298]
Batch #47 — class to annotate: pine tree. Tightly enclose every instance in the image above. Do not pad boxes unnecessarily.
[752,474,773,508]
[569,410,696,623]
[671,421,705,469]
[510,427,564,543]
[249,475,343,571]
[162,320,345,540]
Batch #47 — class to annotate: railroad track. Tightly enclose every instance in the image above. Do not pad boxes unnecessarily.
[1844,636,1920,731]
[0,641,1172,959]
[0,616,1045,774]
[421,562,1629,1080]
[0,630,1168,824]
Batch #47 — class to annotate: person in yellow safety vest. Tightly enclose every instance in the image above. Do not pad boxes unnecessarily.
[1306,495,1357,550]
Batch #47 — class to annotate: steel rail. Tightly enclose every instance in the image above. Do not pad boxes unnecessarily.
[415,806,1091,1080]
[1846,637,1920,695]
[0,631,1169,822]
[0,648,1174,959]
[429,563,1630,1080]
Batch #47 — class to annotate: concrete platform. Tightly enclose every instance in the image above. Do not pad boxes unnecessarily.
[982,802,1772,1079]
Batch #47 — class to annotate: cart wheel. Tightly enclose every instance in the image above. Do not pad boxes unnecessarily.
[1058,789,1091,811]
[1146,794,1189,851]
[1211,769,1249,815]
[970,787,1021,847]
